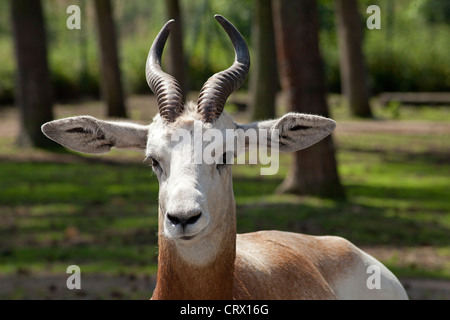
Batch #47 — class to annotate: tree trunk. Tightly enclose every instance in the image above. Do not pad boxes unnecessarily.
[335,0,372,118]
[166,0,187,99]
[248,0,278,120]
[94,0,127,118]
[11,0,54,148]
[272,0,345,198]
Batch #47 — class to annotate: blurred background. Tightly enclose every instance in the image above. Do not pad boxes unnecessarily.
[0,0,449,299]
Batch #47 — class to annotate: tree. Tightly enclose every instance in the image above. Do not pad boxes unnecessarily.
[11,0,54,148]
[94,0,127,118]
[248,0,278,121]
[272,0,345,198]
[166,0,187,98]
[335,0,372,118]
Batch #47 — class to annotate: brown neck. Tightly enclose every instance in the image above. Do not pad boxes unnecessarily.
[152,235,235,299]
[152,207,237,300]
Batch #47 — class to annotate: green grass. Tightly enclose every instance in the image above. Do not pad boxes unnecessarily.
[0,158,160,277]
[234,146,450,247]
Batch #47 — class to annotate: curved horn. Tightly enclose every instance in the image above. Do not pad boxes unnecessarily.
[197,15,250,123]
[146,19,184,123]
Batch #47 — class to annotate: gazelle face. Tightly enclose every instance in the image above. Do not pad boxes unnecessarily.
[146,106,236,244]
[40,15,337,266]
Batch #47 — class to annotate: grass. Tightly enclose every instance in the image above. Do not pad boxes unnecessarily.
[0,102,449,299]
[233,144,450,247]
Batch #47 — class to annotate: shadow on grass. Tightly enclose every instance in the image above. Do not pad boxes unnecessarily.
[233,176,450,247]
[236,199,450,247]
[0,159,160,276]
[0,161,158,206]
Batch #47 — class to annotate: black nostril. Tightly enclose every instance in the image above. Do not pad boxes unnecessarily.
[187,212,202,225]
[166,212,202,228]
[167,214,181,226]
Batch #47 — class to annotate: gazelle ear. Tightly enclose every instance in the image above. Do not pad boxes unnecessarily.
[41,116,149,154]
[236,112,336,152]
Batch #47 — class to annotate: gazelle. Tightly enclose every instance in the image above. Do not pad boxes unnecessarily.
[42,16,408,300]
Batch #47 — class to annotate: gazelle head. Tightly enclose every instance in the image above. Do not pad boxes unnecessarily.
[41,15,336,265]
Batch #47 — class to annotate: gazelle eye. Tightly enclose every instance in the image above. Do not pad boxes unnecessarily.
[151,158,160,167]
[217,152,232,172]
[222,152,228,165]
[145,156,161,171]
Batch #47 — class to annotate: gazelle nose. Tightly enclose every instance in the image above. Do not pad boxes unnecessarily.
[167,211,202,229]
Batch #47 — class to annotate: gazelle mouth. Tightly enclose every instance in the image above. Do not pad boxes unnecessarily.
[180,235,195,241]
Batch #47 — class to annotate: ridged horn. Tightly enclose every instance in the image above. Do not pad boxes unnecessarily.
[197,15,250,123]
[146,19,184,123]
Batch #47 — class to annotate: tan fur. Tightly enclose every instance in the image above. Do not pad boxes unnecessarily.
[234,232,357,299]
[152,229,365,300]
[152,234,236,300]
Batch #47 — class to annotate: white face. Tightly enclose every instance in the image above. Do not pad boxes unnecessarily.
[41,103,336,265]
[145,112,236,246]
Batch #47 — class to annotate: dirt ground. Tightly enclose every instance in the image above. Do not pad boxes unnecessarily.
[1,274,449,300]
[363,246,450,299]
